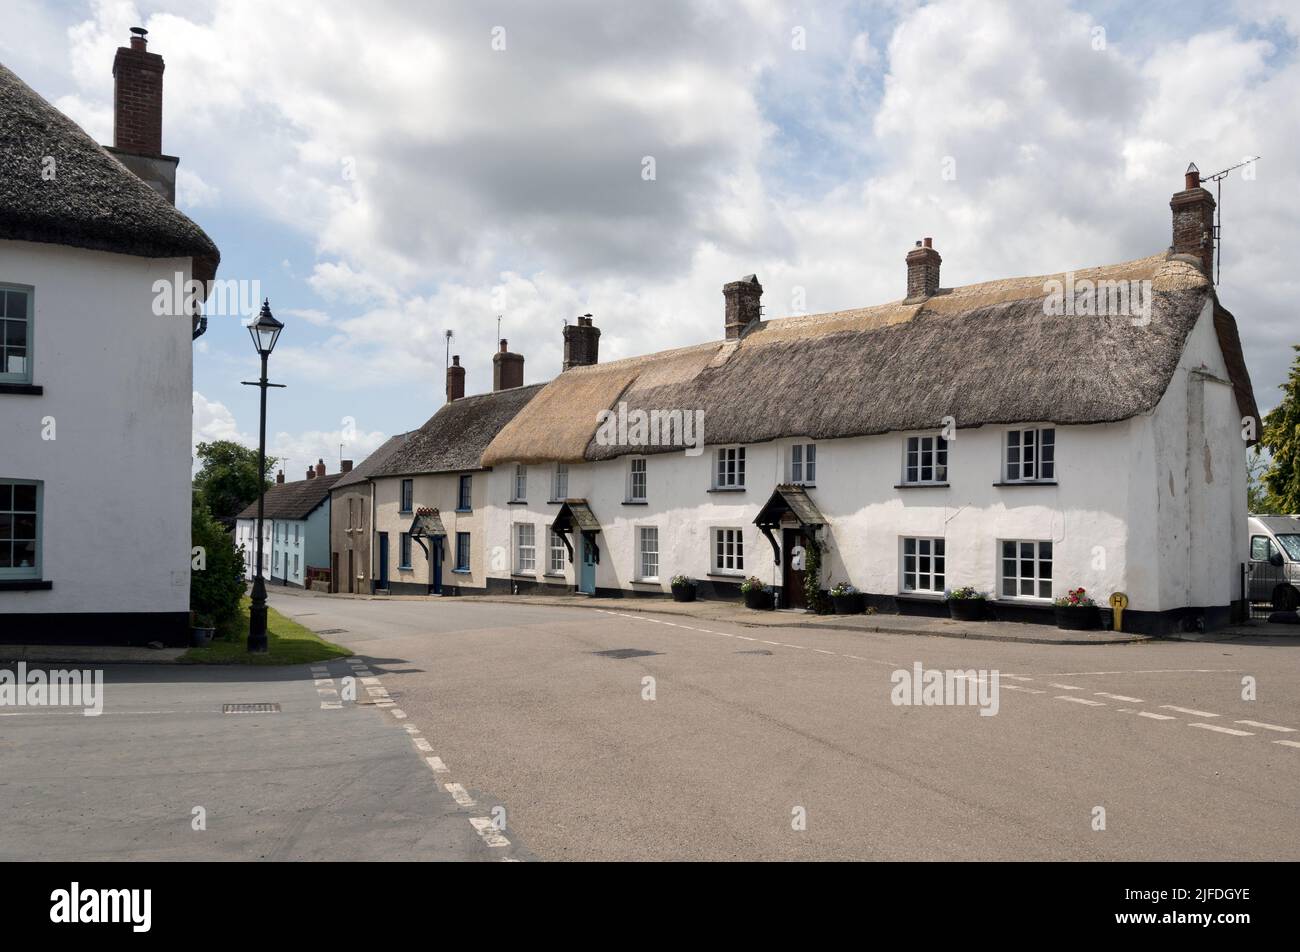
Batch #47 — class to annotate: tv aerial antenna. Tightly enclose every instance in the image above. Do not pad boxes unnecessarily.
[444,329,454,368]
[1197,156,1260,286]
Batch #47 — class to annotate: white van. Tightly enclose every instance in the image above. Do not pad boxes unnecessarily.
[1246,515,1300,610]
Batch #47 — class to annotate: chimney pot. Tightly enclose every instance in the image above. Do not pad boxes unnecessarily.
[563,313,601,370]
[306,468,314,480]
[446,353,466,403]
[722,275,763,340]
[905,240,942,301]
[499,339,509,353]
[341,459,354,473]
[276,470,285,484]
[111,27,175,203]
[315,459,326,478]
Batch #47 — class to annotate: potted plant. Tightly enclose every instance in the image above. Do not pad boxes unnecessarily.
[829,581,864,615]
[945,586,987,621]
[740,576,774,610]
[670,574,697,602]
[191,613,216,647]
[1054,588,1101,630]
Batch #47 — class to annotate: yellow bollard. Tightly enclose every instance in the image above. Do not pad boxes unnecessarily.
[1109,592,1128,632]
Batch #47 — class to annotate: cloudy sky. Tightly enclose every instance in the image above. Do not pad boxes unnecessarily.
[3,0,1297,475]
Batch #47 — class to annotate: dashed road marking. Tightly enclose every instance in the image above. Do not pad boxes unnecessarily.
[470,816,511,847]
[1056,695,1105,706]
[413,736,433,752]
[1118,709,1176,720]
[1095,693,1144,703]
[425,756,449,773]
[1003,685,1047,694]
[1274,740,1300,749]
[1235,720,1296,732]
[1048,683,1083,691]
[1161,705,1219,718]
[445,783,476,807]
[390,708,407,720]
[1189,722,1253,737]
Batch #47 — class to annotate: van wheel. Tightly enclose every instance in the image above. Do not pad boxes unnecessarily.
[1272,584,1300,611]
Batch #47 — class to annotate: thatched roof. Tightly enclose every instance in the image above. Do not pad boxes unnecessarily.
[0,63,219,283]
[236,473,342,521]
[374,384,545,477]
[482,254,1259,465]
[332,432,414,491]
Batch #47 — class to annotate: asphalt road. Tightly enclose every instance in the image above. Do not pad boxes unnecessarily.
[266,591,1300,861]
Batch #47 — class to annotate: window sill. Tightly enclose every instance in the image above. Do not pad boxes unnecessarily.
[894,482,950,489]
[543,572,567,578]
[507,500,528,506]
[898,590,945,600]
[0,579,52,591]
[992,480,1058,487]
[546,499,565,505]
[706,571,745,579]
[790,482,816,489]
[398,510,413,516]
[455,508,472,514]
[398,566,413,572]
[622,500,648,506]
[632,578,661,585]
[707,487,746,493]
[997,595,1053,604]
[0,383,42,396]
[510,572,538,579]
[451,568,471,575]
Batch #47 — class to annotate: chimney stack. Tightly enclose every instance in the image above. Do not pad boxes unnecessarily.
[315,459,326,478]
[905,238,942,301]
[563,314,601,370]
[341,459,353,473]
[446,354,465,402]
[1170,163,1216,275]
[493,339,524,391]
[108,28,178,204]
[276,471,285,484]
[306,467,314,480]
[723,275,763,340]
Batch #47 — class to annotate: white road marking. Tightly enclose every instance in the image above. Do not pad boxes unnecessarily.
[1002,675,1035,682]
[445,783,476,807]
[390,709,407,719]
[360,677,380,685]
[1048,683,1083,691]
[736,636,757,641]
[1274,740,1300,749]
[1095,693,1144,703]
[425,756,449,773]
[469,816,511,847]
[813,649,836,655]
[1056,696,1105,706]
[320,701,343,710]
[761,640,781,646]
[1161,705,1220,718]
[1189,722,1253,736]
[1234,720,1296,733]
[1128,710,1176,720]
[403,723,420,733]
[1003,685,1047,694]
[413,737,433,752]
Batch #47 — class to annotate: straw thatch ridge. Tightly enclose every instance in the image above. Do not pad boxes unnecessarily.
[332,431,415,491]
[0,63,220,283]
[375,384,546,477]
[481,254,1258,466]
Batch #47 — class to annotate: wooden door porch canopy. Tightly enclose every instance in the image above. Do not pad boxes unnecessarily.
[753,484,825,564]
[550,499,601,563]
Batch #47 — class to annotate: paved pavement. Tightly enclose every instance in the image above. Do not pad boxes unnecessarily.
[264,589,1300,861]
[0,659,528,861]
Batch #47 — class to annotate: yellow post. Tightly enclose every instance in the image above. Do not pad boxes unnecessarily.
[1109,592,1129,631]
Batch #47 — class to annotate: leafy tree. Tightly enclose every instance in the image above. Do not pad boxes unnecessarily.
[1258,345,1300,515]
[193,440,278,525]
[1248,449,1283,514]
[191,493,246,627]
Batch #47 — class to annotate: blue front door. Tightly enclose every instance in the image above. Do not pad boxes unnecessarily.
[431,535,444,594]
[579,534,596,595]
[378,533,389,590]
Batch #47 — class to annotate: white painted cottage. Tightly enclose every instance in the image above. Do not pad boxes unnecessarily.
[235,463,341,589]
[477,170,1258,635]
[0,36,221,645]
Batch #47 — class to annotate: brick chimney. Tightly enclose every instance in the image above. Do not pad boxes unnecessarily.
[315,459,326,478]
[446,354,465,403]
[306,467,315,480]
[107,28,178,204]
[341,459,353,473]
[563,314,601,370]
[723,275,763,340]
[1170,163,1216,275]
[276,470,285,484]
[493,340,524,391]
[905,238,941,301]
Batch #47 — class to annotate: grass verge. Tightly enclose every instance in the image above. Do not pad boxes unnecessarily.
[181,596,350,665]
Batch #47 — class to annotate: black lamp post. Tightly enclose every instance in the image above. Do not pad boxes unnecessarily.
[242,300,284,653]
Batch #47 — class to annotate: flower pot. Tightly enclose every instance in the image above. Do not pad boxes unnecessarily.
[1054,605,1101,631]
[832,592,864,615]
[190,626,215,647]
[947,599,985,622]
[744,588,774,610]
[671,584,697,603]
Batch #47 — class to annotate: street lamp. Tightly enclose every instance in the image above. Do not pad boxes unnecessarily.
[242,299,285,653]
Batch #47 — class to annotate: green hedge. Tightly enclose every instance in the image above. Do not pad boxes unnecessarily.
[190,494,246,626]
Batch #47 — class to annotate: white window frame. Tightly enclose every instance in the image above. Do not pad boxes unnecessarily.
[512,464,528,502]
[637,525,659,581]
[0,479,42,579]
[547,529,567,575]
[552,463,568,502]
[903,435,948,485]
[515,522,536,574]
[0,284,34,385]
[712,527,745,575]
[790,443,817,485]
[1004,427,1056,483]
[900,536,945,594]
[999,539,1053,601]
[714,447,746,489]
[628,457,647,502]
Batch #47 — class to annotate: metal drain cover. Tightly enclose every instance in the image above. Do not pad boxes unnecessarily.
[591,648,663,659]
[222,703,281,714]
[736,649,773,655]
